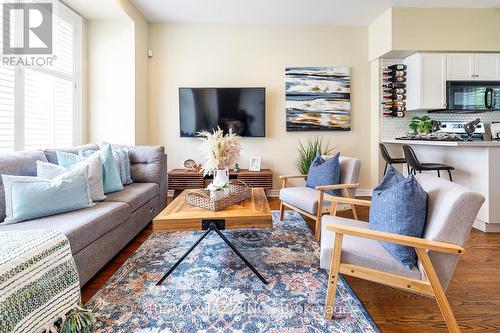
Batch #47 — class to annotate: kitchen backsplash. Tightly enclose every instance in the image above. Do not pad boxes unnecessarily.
[380,59,500,140]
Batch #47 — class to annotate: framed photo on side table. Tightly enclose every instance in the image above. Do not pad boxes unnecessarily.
[249,156,262,171]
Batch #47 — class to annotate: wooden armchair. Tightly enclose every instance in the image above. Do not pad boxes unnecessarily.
[278,156,361,242]
[321,174,485,333]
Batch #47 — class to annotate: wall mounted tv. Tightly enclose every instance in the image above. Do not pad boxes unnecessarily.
[179,87,266,137]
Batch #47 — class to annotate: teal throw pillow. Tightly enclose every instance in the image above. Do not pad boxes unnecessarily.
[58,145,123,194]
[1,166,93,224]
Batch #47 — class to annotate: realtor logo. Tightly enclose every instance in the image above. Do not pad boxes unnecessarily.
[3,3,53,54]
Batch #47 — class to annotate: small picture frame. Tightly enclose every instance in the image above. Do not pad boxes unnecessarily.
[249,156,262,172]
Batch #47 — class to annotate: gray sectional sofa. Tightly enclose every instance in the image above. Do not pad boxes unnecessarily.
[0,143,167,285]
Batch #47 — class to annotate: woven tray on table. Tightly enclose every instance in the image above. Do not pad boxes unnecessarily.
[185,181,252,211]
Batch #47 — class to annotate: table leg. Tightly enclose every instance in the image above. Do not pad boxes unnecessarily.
[156,223,268,285]
[211,224,268,285]
[156,227,212,285]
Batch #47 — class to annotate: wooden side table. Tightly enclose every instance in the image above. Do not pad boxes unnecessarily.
[168,168,273,197]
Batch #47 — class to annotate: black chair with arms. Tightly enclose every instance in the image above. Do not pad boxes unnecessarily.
[402,144,454,181]
[379,143,409,175]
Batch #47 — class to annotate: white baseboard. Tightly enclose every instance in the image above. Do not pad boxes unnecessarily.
[473,219,500,233]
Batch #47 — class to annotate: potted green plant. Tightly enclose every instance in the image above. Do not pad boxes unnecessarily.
[409,116,432,134]
[207,182,230,201]
[296,137,335,175]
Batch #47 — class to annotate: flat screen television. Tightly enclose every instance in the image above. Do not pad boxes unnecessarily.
[179,87,266,137]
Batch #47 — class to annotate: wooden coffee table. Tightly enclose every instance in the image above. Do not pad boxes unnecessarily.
[153,188,272,285]
[153,188,272,231]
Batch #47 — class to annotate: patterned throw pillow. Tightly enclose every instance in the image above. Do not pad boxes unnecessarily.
[369,165,428,268]
[305,152,341,196]
[113,148,133,185]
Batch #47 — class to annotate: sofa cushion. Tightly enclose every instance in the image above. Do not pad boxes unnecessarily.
[279,187,330,215]
[102,144,165,184]
[104,183,159,212]
[415,173,485,290]
[0,151,48,221]
[43,143,99,164]
[0,202,129,254]
[320,215,421,280]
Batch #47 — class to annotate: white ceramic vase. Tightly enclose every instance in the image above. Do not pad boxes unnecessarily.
[213,169,229,184]
[213,168,230,197]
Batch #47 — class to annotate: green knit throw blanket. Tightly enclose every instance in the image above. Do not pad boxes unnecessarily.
[0,230,92,332]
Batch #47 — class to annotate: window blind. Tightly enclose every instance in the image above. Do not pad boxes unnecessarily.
[0,0,81,151]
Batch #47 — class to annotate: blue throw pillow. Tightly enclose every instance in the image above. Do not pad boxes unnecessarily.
[306,153,341,196]
[58,145,123,194]
[1,167,93,224]
[369,165,428,268]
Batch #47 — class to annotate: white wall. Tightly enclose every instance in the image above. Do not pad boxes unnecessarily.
[87,20,135,144]
[149,24,371,189]
[116,0,150,145]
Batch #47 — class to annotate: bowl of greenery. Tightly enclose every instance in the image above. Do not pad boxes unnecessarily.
[409,116,432,134]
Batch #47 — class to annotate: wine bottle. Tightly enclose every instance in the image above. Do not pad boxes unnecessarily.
[382,82,406,89]
[383,100,406,107]
[383,88,406,95]
[383,106,406,112]
[383,94,406,100]
[383,75,406,82]
[387,64,407,70]
[383,70,407,77]
[383,111,405,118]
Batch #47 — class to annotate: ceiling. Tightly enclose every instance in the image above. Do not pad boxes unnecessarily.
[62,0,128,20]
[131,0,500,25]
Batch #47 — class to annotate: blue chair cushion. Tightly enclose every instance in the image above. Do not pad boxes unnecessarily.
[369,165,428,268]
[306,153,341,196]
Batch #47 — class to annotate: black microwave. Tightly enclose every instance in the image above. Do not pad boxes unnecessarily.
[446,81,500,112]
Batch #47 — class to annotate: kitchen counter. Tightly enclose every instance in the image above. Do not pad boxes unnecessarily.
[383,139,500,232]
[384,139,500,147]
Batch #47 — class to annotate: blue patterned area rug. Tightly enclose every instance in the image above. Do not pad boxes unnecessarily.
[86,211,379,332]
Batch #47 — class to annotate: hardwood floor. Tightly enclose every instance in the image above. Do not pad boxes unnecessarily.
[81,197,500,332]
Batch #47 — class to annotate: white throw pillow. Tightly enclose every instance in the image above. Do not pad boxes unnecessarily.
[37,156,106,202]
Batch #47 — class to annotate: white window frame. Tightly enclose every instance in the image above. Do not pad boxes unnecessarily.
[9,0,83,151]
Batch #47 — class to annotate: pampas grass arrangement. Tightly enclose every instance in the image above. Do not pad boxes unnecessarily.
[296,137,335,175]
[198,127,241,176]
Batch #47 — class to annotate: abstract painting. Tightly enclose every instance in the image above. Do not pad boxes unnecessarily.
[285,67,351,131]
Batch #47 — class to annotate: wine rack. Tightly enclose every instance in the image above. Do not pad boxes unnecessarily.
[382,64,407,118]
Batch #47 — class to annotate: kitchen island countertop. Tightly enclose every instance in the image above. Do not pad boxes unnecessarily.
[382,138,500,232]
[383,139,500,147]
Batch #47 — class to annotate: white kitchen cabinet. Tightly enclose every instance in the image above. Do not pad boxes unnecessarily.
[475,54,500,80]
[405,53,446,110]
[447,53,500,80]
[447,54,474,80]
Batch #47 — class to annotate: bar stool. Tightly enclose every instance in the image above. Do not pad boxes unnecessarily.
[402,144,454,181]
[379,143,409,175]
